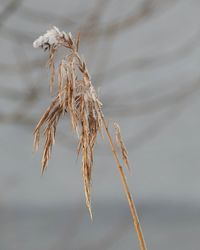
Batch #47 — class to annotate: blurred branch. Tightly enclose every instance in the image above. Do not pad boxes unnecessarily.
[105,79,200,117]
[19,6,78,26]
[94,30,200,84]
[0,57,45,74]
[1,26,35,43]
[0,86,25,100]
[0,0,22,28]
[128,104,184,151]
[79,0,110,36]
[82,0,178,38]
[0,112,36,126]
[0,0,177,45]
[127,78,200,150]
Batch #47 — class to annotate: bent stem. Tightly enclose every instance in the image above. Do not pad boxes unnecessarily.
[33,27,147,249]
[101,115,147,250]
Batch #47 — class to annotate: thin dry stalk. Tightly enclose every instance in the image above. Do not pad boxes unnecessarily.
[33,27,147,250]
[101,115,146,250]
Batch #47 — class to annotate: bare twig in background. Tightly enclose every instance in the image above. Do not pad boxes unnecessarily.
[94,30,200,84]
[81,0,178,38]
[0,0,22,28]
[19,5,78,26]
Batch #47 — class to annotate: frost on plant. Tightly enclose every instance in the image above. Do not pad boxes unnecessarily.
[33,26,65,49]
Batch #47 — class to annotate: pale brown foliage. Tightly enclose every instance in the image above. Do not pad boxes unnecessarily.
[33,28,103,218]
[33,27,147,249]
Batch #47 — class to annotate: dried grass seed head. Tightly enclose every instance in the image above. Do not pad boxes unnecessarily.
[33,26,147,250]
[33,28,104,217]
[114,122,130,170]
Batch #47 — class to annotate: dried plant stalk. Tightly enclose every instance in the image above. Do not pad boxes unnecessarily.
[33,27,147,250]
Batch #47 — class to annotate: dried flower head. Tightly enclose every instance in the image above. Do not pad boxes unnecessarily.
[33,27,146,250]
[33,27,103,218]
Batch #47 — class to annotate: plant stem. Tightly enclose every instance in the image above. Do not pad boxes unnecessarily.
[101,115,147,250]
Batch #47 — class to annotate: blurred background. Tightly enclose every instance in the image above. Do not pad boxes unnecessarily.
[0,0,200,249]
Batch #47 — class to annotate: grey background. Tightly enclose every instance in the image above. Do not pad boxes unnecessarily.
[0,0,200,249]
